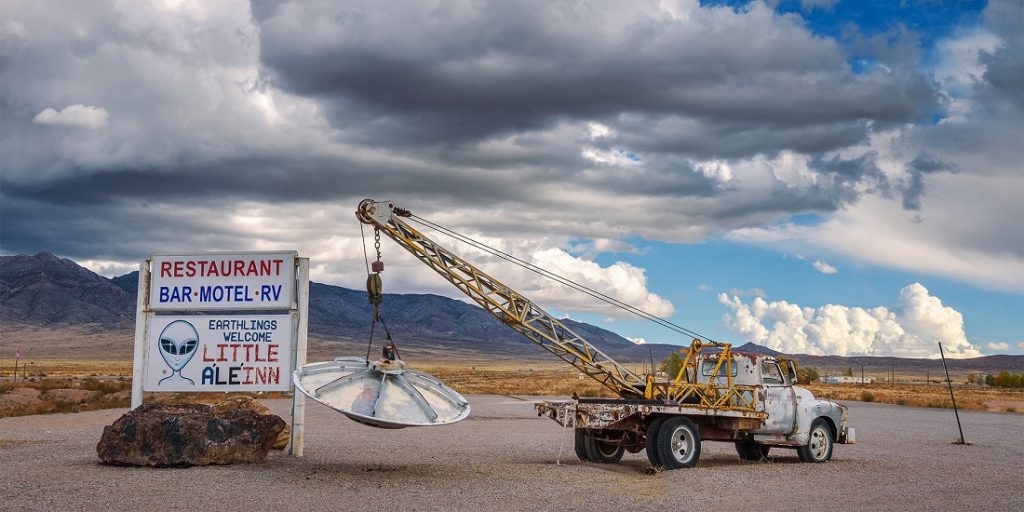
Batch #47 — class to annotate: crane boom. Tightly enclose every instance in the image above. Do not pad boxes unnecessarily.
[356,199,646,398]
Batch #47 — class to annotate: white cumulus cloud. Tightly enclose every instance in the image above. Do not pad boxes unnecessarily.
[718,283,982,358]
[812,260,838,274]
[626,337,647,345]
[986,342,1009,351]
[531,247,674,318]
[33,104,110,129]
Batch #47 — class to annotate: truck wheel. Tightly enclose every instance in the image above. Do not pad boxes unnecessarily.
[797,418,833,463]
[735,442,770,461]
[644,416,668,467]
[655,416,701,469]
[574,429,592,462]
[586,437,625,464]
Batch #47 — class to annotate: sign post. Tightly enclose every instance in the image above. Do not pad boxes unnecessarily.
[130,251,308,455]
[290,258,309,456]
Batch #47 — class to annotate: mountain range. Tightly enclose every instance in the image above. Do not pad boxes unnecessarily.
[1,252,1020,374]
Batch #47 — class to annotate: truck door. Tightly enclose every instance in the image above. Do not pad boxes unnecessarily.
[754,360,796,435]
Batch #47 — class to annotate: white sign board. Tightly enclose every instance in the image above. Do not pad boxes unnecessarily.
[149,252,296,311]
[143,314,293,392]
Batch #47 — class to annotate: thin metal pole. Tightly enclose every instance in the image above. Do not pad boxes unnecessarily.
[938,342,965,444]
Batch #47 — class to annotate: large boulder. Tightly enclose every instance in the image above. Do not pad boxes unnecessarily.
[211,397,291,450]
[96,403,286,466]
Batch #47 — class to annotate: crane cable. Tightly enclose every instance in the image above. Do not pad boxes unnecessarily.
[359,222,397,363]
[406,214,717,344]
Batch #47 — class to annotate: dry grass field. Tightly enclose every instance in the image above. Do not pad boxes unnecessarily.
[2,358,1021,417]
[0,359,133,379]
[808,382,1024,413]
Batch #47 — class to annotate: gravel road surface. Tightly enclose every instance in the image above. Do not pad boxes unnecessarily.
[1,396,1021,511]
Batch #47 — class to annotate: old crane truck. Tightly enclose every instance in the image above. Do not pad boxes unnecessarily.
[356,199,854,470]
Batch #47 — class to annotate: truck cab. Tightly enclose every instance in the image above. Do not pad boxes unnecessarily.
[696,351,852,448]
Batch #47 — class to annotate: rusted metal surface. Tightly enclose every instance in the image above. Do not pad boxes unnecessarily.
[536,399,768,431]
[644,340,761,413]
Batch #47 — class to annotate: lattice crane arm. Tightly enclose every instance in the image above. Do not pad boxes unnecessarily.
[356,199,647,398]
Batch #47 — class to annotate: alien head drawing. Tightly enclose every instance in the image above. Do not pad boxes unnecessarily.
[157,320,198,385]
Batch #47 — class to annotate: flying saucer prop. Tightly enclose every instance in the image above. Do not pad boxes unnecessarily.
[293,357,470,429]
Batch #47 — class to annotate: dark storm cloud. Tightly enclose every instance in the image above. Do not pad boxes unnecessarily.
[0,155,525,207]
[979,0,1023,108]
[3,0,1010,279]
[901,154,954,211]
[253,0,936,151]
[615,116,871,159]
[809,153,890,206]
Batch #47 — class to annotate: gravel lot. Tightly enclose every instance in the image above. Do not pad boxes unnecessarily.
[1,396,1021,511]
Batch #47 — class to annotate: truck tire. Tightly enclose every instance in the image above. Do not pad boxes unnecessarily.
[735,442,770,461]
[644,416,668,467]
[797,418,833,463]
[655,416,701,469]
[586,437,625,464]
[574,429,592,462]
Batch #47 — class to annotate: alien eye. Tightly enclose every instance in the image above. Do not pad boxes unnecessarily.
[160,338,177,355]
[180,339,197,355]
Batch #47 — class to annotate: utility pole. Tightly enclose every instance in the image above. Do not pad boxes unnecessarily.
[938,342,966,444]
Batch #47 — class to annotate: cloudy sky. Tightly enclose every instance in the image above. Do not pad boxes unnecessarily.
[2,0,1021,357]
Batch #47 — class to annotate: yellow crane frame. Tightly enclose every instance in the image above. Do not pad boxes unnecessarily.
[357,199,760,412]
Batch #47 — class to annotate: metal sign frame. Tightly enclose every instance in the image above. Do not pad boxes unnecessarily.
[130,253,309,456]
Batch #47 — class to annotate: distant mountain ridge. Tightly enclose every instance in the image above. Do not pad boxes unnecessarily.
[0,252,135,327]
[1,252,1020,373]
[0,252,682,361]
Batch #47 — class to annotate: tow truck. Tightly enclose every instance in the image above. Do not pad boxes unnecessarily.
[356,199,854,469]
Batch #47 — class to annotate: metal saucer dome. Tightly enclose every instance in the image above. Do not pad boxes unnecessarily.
[293,357,470,429]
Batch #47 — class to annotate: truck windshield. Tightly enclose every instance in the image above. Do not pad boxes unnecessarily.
[762,362,785,384]
[701,360,737,377]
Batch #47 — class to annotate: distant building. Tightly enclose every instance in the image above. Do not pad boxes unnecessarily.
[825,375,874,384]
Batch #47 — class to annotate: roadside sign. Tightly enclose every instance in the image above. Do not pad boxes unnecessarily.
[149,252,296,311]
[131,251,310,456]
[143,315,293,392]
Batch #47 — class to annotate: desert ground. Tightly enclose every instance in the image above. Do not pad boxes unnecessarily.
[1,396,1021,511]
[3,358,1021,417]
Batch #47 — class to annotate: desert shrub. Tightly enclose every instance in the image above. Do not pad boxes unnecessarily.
[80,378,129,394]
[990,372,1024,388]
[28,378,75,392]
[0,384,13,394]
[860,391,876,402]
[660,352,683,378]
[896,398,907,406]
[797,366,820,384]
